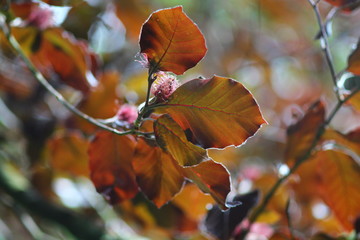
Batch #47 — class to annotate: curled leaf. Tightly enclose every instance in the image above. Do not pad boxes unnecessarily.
[160,76,266,149]
[154,114,210,166]
[139,6,207,75]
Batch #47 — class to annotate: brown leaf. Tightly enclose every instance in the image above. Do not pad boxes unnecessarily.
[160,76,266,149]
[322,128,360,156]
[13,27,95,93]
[154,114,210,166]
[47,131,89,176]
[347,41,360,75]
[324,0,360,12]
[285,101,325,163]
[133,138,185,208]
[182,160,231,209]
[140,6,207,75]
[315,150,360,231]
[88,131,138,204]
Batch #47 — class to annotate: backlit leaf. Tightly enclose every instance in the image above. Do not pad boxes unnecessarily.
[322,128,360,156]
[183,160,231,209]
[285,101,325,163]
[323,0,360,12]
[88,131,138,204]
[347,41,360,75]
[160,76,266,149]
[47,131,89,176]
[154,114,210,166]
[139,6,207,75]
[133,138,185,208]
[315,150,360,231]
[13,27,96,93]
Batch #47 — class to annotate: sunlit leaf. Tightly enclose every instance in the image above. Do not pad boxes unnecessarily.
[347,41,360,75]
[322,128,360,156]
[323,0,360,12]
[88,131,138,204]
[133,138,184,208]
[154,114,210,166]
[315,150,360,231]
[13,27,96,93]
[183,160,231,209]
[47,131,89,176]
[173,184,214,221]
[139,6,207,75]
[159,76,266,149]
[76,71,120,133]
[285,101,325,163]
[311,232,347,240]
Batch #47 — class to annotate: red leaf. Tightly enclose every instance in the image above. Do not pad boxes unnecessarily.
[323,0,360,12]
[13,27,96,93]
[140,6,207,75]
[182,160,231,209]
[47,131,89,176]
[347,41,360,75]
[315,150,360,231]
[285,101,325,163]
[154,114,210,166]
[160,76,266,149]
[133,138,185,208]
[88,131,138,204]
[322,128,360,156]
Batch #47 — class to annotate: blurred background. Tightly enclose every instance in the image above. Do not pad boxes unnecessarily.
[0,0,360,239]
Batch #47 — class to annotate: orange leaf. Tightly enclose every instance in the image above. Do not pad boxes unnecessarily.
[13,27,95,93]
[182,160,231,209]
[47,131,89,176]
[88,131,138,204]
[133,138,185,208]
[322,128,360,156]
[315,150,360,231]
[347,41,360,75]
[324,0,360,12]
[160,76,266,149]
[154,114,210,166]
[140,6,207,75]
[285,101,325,163]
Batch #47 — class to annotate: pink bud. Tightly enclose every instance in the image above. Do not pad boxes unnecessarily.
[116,104,138,124]
[27,6,54,30]
[150,71,179,101]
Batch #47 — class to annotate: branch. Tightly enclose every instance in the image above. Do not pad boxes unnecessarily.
[309,0,341,101]
[0,18,135,137]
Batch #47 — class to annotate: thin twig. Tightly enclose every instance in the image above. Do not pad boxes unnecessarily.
[309,0,341,101]
[0,21,136,137]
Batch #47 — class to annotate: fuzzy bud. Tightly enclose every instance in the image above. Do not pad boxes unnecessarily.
[150,71,179,102]
[27,6,54,30]
[116,104,138,124]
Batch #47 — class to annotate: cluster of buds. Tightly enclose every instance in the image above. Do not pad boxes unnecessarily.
[150,71,179,102]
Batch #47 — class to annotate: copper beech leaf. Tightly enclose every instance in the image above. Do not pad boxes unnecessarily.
[88,131,138,204]
[285,101,325,163]
[324,0,360,12]
[160,76,266,149]
[183,160,231,209]
[154,114,210,166]
[139,6,207,75]
[315,150,360,231]
[133,138,185,208]
[322,128,360,156]
[47,131,89,176]
[347,41,360,75]
[13,27,95,93]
